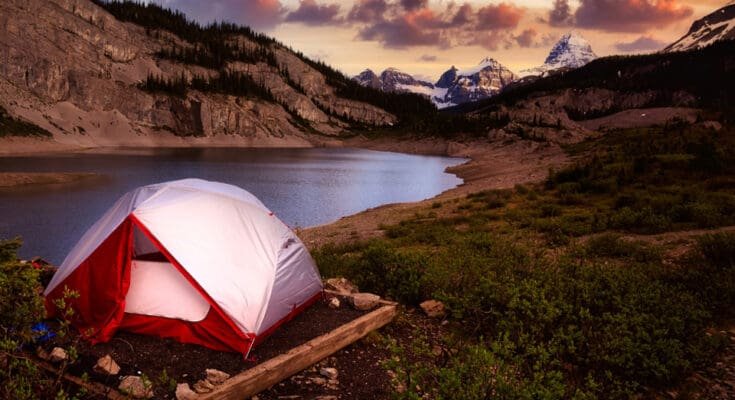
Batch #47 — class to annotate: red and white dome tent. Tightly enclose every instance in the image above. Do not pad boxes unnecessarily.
[44,179,323,356]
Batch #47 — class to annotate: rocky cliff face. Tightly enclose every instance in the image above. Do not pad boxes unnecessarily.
[0,0,396,147]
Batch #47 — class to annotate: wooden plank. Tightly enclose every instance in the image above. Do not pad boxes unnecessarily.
[200,303,397,400]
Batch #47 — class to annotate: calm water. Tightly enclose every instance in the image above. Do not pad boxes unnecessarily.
[0,147,464,263]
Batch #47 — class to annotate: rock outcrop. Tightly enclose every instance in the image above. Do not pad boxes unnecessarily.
[0,0,396,148]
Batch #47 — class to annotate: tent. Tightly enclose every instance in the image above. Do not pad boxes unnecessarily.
[44,179,323,356]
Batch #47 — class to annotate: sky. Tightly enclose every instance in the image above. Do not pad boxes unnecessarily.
[147,0,728,80]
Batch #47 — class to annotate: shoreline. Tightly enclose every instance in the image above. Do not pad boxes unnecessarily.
[0,135,570,247]
[0,172,101,188]
[299,137,569,249]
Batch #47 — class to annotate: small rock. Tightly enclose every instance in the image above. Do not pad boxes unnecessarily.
[419,300,445,318]
[175,383,198,400]
[328,297,340,309]
[277,396,301,399]
[351,293,381,311]
[118,376,153,399]
[325,277,359,294]
[310,377,327,385]
[205,368,230,385]
[193,379,215,393]
[315,396,338,400]
[93,354,120,375]
[49,347,68,363]
[320,367,339,380]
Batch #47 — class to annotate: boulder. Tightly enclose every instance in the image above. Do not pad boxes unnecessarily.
[205,368,230,385]
[118,376,153,399]
[328,297,340,309]
[419,300,445,318]
[325,278,358,294]
[49,347,68,363]
[93,354,120,375]
[175,383,198,400]
[351,293,381,311]
[319,367,338,380]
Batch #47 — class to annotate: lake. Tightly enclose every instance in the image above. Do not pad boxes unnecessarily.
[0,147,464,263]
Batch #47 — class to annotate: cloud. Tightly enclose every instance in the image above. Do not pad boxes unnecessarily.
[149,0,285,31]
[357,8,446,47]
[400,0,428,11]
[476,3,524,30]
[347,0,389,23]
[575,0,693,32]
[448,3,474,27]
[350,1,525,49]
[514,28,537,48]
[615,35,668,52]
[548,0,574,27]
[285,0,341,26]
[418,54,438,61]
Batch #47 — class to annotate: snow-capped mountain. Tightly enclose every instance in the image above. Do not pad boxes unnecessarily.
[352,58,516,109]
[518,32,597,77]
[663,3,735,52]
[353,69,382,90]
[353,68,434,93]
[433,58,516,108]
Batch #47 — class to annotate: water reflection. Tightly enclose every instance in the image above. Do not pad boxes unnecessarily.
[0,147,464,263]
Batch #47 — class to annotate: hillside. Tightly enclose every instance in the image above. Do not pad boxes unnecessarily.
[446,39,735,143]
[0,0,434,148]
[664,3,735,52]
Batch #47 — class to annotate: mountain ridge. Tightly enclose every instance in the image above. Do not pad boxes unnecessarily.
[353,57,516,109]
[664,3,735,52]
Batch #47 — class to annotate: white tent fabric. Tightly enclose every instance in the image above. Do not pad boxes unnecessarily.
[45,178,322,337]
[124,260,211,322]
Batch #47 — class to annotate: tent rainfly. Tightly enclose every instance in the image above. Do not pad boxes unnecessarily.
[44,179,323,356]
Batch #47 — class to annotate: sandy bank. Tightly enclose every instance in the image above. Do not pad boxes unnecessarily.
[0,172,100,188]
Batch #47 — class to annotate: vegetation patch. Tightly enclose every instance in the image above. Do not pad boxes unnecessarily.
[315,123,735,399]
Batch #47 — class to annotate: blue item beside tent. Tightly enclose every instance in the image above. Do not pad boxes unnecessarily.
[32,322,55,343]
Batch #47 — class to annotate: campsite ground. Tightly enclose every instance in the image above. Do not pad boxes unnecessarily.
[4,127,735,398]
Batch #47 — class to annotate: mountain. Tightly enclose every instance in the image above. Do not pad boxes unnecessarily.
[0,0,438,147]
[664,3,735,52]
[450,39,735,143]
[354,68,435,94]
[518,32,597,77]
[353,69,382,90]
[353,58,516,109]
[433,58,517,108]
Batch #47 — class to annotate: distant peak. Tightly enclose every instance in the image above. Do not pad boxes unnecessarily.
[478,57,499,65]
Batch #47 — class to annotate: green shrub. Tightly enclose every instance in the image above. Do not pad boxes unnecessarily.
[0,238,72,399]
[697,233,735,271]
[585,233,661,263]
